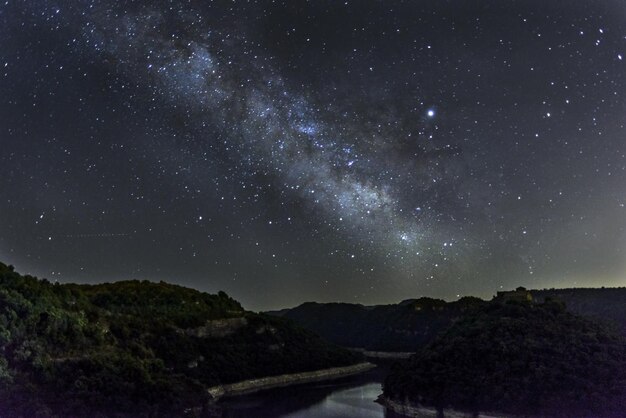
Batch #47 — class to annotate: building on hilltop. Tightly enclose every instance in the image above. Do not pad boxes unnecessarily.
[495,286,534,303]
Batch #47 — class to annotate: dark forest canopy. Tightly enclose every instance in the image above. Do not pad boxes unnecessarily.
[383,299,626,417]
[0,262,360,417]
[268,296,486,352]
[270,288,626,352]
[531,288,626,334]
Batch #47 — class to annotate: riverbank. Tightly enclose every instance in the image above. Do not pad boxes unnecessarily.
[350,348,413,359]
[379,397,510,418]
[207,362,376,400]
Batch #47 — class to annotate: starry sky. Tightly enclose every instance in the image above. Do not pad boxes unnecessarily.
[1,0,625,310]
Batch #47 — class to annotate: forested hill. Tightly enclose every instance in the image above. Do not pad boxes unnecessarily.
[531,287,626,333]
[383,299,626,417]
[0,262,361,417]
[270,287,626,352]
[268,297,487,352]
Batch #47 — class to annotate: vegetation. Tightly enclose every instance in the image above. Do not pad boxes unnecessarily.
[271,288,626,353]
[0,262,360,417]
[269,296,486,351]
[532,287,626,334]
[383,299,626,417]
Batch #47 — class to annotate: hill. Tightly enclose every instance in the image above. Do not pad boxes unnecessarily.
[0,262,361,417]
[382,299,626,417]
[268,297,487,352]
[269,288,626,352]
[531,287,626,334]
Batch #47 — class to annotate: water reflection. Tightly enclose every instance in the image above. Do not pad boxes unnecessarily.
[215,367,402,418]
[281,383,384,418]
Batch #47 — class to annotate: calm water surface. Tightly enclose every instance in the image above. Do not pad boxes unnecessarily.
[216,366,403,418]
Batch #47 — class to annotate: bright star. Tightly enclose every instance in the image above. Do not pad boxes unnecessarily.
[427,109,435,118]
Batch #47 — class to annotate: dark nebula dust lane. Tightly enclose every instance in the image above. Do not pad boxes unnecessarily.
[1,0,625,310]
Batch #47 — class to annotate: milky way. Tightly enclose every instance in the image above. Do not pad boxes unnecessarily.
[1,1,625,309]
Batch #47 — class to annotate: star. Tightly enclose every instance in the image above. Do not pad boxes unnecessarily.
[0,0,623,310]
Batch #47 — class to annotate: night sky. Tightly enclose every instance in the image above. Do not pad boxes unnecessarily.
[1,1,625,310]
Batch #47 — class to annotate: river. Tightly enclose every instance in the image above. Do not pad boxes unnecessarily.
[214,366,405,417]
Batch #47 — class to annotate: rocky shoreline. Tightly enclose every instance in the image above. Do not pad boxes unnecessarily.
[378,396,510,418]
[207,362,376,400]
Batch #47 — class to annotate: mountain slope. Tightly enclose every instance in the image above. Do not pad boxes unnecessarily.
[269,297,486,352]
[0,262,361,417]
[531,287,626,333]
[383,299,626,417]
[270,288,626,353]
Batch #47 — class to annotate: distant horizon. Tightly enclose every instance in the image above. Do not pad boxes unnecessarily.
[3,259,624,312]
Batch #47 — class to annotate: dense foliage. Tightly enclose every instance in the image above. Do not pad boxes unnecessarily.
[532,288,626,334]
[271,288,626,353]
[269,296,486,351]
[383,299,626,417]
[0,262,360,417]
